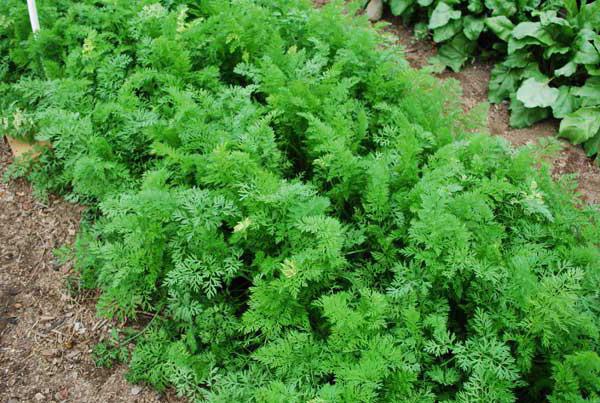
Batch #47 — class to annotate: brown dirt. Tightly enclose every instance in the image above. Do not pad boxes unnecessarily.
[383,16,600,205]
[0,139,182,403]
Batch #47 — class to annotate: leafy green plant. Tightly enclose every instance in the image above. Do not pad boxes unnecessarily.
[1,0,600,401]
[93,328,131,368]
[384,0,600,162]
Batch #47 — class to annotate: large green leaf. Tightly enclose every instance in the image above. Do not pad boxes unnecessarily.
[484,0,517,16]
[577,1,600,29]
[558,107,600,145]
[586,64,600,76]
[428,2,461,30]
[433,19,462,43]
[572,77,600,107]
[516,77,559,108]
[521,63,547,81]
[543,46,570,59]
[463,16,485,41]
[512,22,540,39]
[489,63,519,103]
[555,61,578,77]
[485,16,514,42]
[573,29,600,65]
[583,133,600,157]
[562,0,578,18]
[503,50,532,68]
[551,86,582,119]
[430,34,475,72]
[512,22,554,45]
[538,10,571,29]
[467,0,484,13]
[390,0,414,15]
[509,94,550,128]
[507,37,544,54]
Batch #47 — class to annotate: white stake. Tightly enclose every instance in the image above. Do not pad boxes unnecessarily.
[27,0,40,33]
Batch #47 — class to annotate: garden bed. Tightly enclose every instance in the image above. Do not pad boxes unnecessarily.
[1,1,599,401]
[2,27,598,399]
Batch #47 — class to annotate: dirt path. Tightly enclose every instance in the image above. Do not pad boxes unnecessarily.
[0,140,181,402]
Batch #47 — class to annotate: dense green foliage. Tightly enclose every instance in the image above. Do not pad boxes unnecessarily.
[2,0,600,401]
[383,0,600,161]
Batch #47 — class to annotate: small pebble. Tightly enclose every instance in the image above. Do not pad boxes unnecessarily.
[131,386,142,396]
[73,321,86,334]
[366,0,383,21]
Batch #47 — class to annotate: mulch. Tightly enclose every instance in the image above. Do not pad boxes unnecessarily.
[0,139,180,402]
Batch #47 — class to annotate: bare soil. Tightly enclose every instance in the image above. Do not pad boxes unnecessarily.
[1,6,599,403]
[0,140,182,403]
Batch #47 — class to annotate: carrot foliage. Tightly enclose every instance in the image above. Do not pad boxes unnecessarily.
[1,0,599,401]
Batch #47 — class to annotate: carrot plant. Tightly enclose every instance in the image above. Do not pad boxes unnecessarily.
[1,0,599,401]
